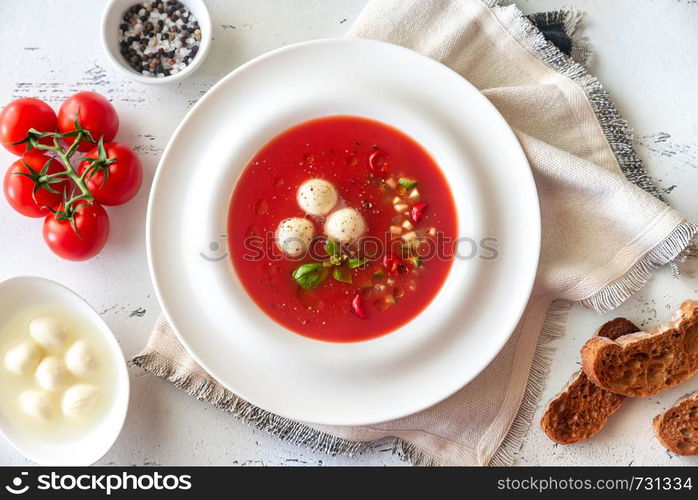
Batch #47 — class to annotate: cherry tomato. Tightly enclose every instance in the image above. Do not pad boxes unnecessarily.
[58,92,119,151]
[382,252,403,277]
[352,294,368,319]
[3,151,68,218]
[411,202,428,223]
[0,98,57,156]
[78,142,143,206]
[43,201,109,261]
[368,150,388,174]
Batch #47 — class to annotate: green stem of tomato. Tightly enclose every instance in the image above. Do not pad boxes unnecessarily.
[31,131,95,213]
[53,132,93,212]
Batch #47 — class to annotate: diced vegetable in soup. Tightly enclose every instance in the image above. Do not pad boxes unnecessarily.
[229,116,456,342]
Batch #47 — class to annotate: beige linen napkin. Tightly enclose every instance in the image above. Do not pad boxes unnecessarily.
[133,0,697,465]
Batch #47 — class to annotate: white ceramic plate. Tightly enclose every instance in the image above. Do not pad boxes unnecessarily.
[147,39,540,425]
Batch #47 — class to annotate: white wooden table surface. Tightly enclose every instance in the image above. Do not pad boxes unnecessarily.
[0,0,697,466]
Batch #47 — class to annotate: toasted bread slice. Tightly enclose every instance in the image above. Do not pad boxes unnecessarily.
[653,391,698,455]
[541,318,639,444]
[581,300,698,398]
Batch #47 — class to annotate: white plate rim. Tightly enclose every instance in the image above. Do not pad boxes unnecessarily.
[146,38,541,425]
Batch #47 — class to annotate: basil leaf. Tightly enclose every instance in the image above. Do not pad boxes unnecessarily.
[325,238,339,257]
[333,266,353,284]
[347,258,367,269]
[399,178,418,190]
[292,263,329,289]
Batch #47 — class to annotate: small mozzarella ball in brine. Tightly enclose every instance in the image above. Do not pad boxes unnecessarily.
[64,341,98,377]
[276,217,315,257]
[62,384,100,418]
[297,179,338,216]
[324,208,367,243]
[19,389,55,422]
[4,340,42,375]
[35,356,71,392]
[28,315,67,352]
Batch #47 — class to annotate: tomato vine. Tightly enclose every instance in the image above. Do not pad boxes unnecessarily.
[13,118,115,227]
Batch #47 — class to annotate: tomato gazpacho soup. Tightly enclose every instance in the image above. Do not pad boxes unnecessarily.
[228,116,456,342]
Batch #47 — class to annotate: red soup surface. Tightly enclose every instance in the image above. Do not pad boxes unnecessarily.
[229,116,456,342]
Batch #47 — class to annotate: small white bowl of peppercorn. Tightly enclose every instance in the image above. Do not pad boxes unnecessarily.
[101,0,211,84]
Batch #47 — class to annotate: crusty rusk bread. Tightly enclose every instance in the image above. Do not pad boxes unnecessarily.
[653,391,698,455]
[581,300,698,398]
[541,318,639,444]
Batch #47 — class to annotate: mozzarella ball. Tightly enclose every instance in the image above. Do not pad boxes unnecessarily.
[324,208,367,243]
[62,384,100,418]
[297,179,338,216]
[4,341,42,376]
[19,389,55,422]
[64,341,98,377]
[276,217,315,257]
[29,315,67,352]
[35,356,71,392]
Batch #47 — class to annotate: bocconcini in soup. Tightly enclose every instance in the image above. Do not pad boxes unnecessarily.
[275,217,315,257]
[297,178,338,216]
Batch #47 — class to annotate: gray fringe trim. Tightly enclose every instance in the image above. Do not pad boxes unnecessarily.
[129,353,374,457]
[489,301,572,466]
[580,221,698,313]
[492,3,663,200]
[131,349,455,465]
[392,440,439,467]
[526,10,592,67]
